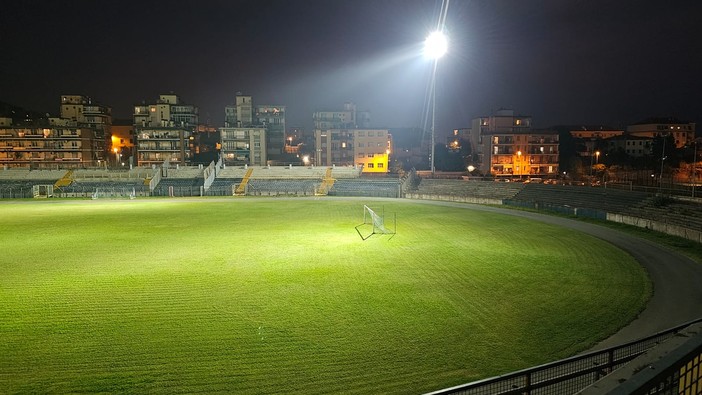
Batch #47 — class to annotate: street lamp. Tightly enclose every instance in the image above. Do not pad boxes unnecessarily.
[425,30,448,175]
[517,150,522,180]
[589,150,600,178]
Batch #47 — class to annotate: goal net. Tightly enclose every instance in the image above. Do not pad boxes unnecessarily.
[91,187,137,200]
[355,205,396,240]
[32,184,54,198]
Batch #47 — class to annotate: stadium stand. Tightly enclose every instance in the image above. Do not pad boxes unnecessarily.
[247,179,319,196]
[328,178,401,198]
[0,169,65,198]
[414,179,524,200]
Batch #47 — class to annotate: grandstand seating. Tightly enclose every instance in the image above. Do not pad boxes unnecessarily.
[510,184,650,214]
[2,165,700,236]
[152,177,205,196]
[415,179,524,200]
[247,179,319,196]
[328,178,401,198]
[164,166,204,179]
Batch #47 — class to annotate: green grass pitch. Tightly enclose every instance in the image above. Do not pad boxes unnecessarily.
[0,198,651,394]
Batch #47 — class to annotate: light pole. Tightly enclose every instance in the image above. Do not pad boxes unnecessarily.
[659,135,667,191]
[425,30,448,175]
[692,140,698,198]
[517,150,522,179]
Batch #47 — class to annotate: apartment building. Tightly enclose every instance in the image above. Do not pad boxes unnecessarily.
[0,95,111,168]
[0,119,102,168]
[312,102,389,172]
[134,94,198,166]
[469,109,559,178]
[314,128,391,173]
[627,118,695,148]
[219,127,266,166]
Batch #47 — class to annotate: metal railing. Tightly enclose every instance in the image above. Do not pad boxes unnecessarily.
[425,318,702,395]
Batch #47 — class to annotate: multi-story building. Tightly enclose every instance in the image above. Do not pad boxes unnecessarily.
[219,127,266,166]
[313,102,384,171]
[627,118,695,148]
[225,94,286,161]
[255,105,285,159]
[314,128,391,173]
[0,119,103,168]
[60,95,112,162]
[569,127,626,160]
[135,127,191,167]
[224,94,253,127]
[606,135,653,158]
[134,94,199,166]
[353,129,392,173]
[134,94,199,128]
[0,96,111,168]
[469,109,559,178]
[313,102,370,131]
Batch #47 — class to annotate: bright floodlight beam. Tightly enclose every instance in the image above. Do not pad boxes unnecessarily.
[425,30,448,175]
[424,31,448,59]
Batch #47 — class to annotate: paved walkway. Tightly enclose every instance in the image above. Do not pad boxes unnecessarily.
[408,199,702,349]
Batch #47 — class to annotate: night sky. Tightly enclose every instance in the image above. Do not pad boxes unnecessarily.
[2,0,701,138]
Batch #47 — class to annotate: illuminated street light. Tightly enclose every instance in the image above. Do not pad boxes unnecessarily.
[517,150,522,179]
[425,30,448,175]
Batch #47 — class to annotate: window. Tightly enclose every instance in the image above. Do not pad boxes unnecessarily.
[367,163,374,168]
[368,154,374,158]
[378,163,384,168]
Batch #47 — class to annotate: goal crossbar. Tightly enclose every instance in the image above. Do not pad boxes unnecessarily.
[355,205,396,240]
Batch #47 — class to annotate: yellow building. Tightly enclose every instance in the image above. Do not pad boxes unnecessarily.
[354,129,392,173]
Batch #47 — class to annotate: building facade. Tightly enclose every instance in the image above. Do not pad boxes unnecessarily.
[627,118,695,148]
[313,102,387,172]
[219,127,267,166]
[255,105,285,159]
[0,95,111,168]
[134,94,199,167]
[225,94,286,161]
[60,95,112,162]
[314,128,391,173]
[0,121,103,168]
[353,129,391,173]
[469,109,559,178]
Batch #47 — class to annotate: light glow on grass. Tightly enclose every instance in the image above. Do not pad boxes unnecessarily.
[0,199,650,393]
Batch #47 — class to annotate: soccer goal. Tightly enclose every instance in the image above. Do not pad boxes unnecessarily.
[32,184,54,198]
[91,187,137,200]
[355,205,396,240]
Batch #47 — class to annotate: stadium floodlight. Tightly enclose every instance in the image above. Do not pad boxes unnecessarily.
[425,30,448,175]
[424,31,448,60]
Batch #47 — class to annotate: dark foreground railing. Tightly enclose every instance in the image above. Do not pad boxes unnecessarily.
[425,317,702,395]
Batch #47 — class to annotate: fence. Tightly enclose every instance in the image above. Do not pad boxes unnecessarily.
[426,318,702,395]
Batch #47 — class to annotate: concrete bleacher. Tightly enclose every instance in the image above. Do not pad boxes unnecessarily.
[415,179,524,200]
[509,184,651,215]
[625,196,702,232]
[0,169,65,198]
[164,166,204,179]
[0,168,31,180]
[215,165,360,180]
[247,179,319,196]
[328,178,401,198]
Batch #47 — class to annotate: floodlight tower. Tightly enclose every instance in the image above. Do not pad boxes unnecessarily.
[425,30,448,175]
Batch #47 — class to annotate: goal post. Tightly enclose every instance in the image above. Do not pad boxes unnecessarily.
[355,205,396,240]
